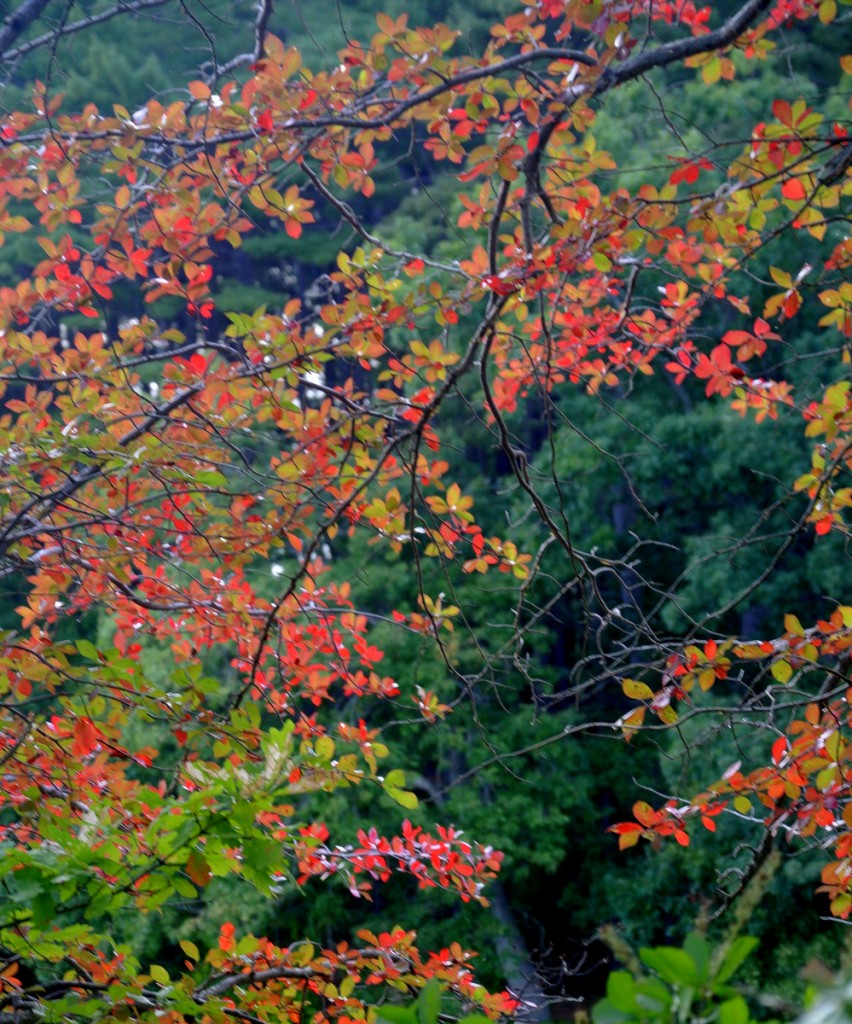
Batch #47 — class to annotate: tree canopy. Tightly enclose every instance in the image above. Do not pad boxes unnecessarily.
[0,1,850,1022]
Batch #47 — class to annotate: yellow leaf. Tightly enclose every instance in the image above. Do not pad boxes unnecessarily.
[769,265,792,288]
[248,184,267,210]
[784,613,804,636]
[180,940,200,961]
[697,669,715,692]
[771,659,793,684]
[703,56,722,85]
[734,643,768,659]
[824,731,841,761]
[622,679,654,700]
[656,704,678,725]
[819,0,837,24]
[618,830,641,850]
[618,705,646,741]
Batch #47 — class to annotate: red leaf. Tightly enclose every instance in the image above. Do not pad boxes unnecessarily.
[772,98,792,126]
[219,923,236,951]
[781,178,807,201]
[632,800,659,827]
[186,850,212,887]
[72,717,101,757]
[771,736,788,764]
[189,352,207,375]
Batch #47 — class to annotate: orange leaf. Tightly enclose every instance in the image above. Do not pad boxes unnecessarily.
[72,717,101,757]
[781,178,807,201]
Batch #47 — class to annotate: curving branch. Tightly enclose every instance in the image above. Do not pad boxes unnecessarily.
[602,0,774,91]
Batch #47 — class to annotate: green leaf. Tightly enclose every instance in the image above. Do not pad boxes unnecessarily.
[149,964,170,985]
[384,768,407,789]
[683,933,710,985]
[179,940,200,961]
[714,937,759,986]
[606,971,638,1013]
[376,1006,418,1024]
[640,945,699,987]
[195,470,230,487]
[171,875,198,899]
[718,996,750,1024]
[385,787,418,809]
[591,999,630,1024]
[634,977,673,1014]
[75,638,100,660]
[315,735,335,761]
[416,979,442,1024]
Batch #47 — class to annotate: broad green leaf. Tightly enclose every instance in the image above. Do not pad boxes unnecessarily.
[591,999,630,1024]
[719,996,750,1024]
[416,979,442,1024]
[714,937,759,986]
[75,638,99,660]
[605,971,637,1013]
[384,768,407,789]
[385,787,419,810]
[377,1006,418,1024]
[149,964,170,985]
[179,939,200,961]
[683,933,710,985]
[640,945,699,987]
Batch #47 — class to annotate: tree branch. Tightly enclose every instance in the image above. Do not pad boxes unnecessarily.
[1,0,174,62]
[0,0,52,56]
[601,0,774,91]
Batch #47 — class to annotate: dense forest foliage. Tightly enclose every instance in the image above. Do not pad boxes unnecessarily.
[0,1,850,1023]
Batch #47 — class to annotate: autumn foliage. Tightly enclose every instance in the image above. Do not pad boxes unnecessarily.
[0,0,850,1021]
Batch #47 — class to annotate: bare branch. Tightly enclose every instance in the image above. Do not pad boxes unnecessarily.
[1,0,174,62]
[0,0,52,57]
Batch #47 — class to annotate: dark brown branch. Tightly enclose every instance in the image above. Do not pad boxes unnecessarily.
[253,0,274,62]
[1,0,173,62]
[601,0,774,91]
[195,948,385,1000]
[0,0,52,56]
[818,140,852,185]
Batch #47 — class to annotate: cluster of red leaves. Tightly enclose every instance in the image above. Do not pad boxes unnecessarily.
[294,821,503,904]
[612,608,852,914]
